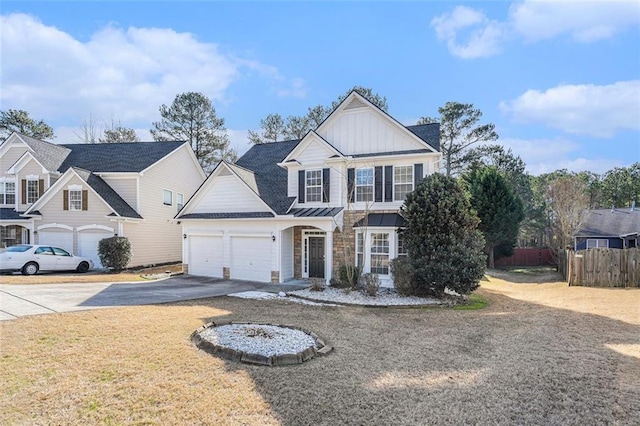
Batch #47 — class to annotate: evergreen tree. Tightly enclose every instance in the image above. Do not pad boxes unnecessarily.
[400,173,486,296]
[465,167,525,268]
[0,109,55,141]
[151,92,235,172]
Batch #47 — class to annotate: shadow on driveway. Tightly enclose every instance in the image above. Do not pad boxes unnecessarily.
[79,276,267,307]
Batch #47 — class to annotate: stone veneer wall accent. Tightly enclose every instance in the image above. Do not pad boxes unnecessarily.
[223,267,230,279]
[332,210,401,276]
[182,263,189,275]
[271,270,279,284]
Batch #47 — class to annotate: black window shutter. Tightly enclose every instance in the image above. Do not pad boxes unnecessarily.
[298,170,305,203]
[322,168,330,203]
[384,165,393,202]
[374,166,383,202]
[347,168,355,203]
[414,164,423,187]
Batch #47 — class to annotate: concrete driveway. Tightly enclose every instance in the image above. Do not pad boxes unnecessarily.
[0,276,267,321]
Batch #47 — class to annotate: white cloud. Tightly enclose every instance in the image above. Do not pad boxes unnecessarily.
[431,6,505,59]
[432,1,640,58]
[499,137,626,175]
[500,80,640,137]
[0,13,305,129]
[510,0,640,43]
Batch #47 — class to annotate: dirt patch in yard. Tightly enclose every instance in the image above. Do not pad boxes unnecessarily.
[1,270,638,425]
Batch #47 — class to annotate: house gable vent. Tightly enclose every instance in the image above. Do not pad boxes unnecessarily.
[218,168,232,176]
[344,97,367,110]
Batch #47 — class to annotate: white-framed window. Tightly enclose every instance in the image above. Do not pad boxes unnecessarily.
[394,165,413,201]
[1,181,16,205]
[586,239,609,249]
[370,233,389,275]
[69,189,82,211]
[305,169,322,202]
[397,234,407,258]
[163,189,173,206]
[356,168,374,202]
[356,232,364,267]
[177,193,184,212]
[27,179,39,204]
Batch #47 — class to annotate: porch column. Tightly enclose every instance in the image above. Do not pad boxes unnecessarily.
[325,230,333,283]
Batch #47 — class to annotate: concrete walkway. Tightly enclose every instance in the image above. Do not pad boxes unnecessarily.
[0,276,307,321]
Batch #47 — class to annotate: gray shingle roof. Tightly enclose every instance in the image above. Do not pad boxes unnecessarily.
[59,141,185,173]
[0,208,29,221]
[574,208,640,237]
[406,123,440,152]
[18,134,71,171]
[74,168,142,219]
[179,212,275,219]
[234,140,300,215]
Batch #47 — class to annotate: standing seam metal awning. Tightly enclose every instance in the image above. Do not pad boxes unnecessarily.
[353,213,405,227]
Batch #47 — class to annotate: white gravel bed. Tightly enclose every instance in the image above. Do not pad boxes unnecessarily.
[198,324,317,357]
[289,287,443,306]
[229,291,340,306]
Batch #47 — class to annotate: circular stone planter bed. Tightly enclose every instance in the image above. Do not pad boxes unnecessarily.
[191,320,332,366]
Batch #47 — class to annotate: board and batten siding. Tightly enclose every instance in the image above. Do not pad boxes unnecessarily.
[100,176,138,211]
[35,174,115,254]
[318,108,424,156]
[191,174,269,214]
[124,145,204,267]
[295,138,336,165]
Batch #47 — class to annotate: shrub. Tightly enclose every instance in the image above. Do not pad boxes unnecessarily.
[339,264,361,290]
[329,277,344,288]
[309,277,325,292]
[98,236,132,272]
[401,173,486,296]
[361,273,380,297]
[390,257,415,296]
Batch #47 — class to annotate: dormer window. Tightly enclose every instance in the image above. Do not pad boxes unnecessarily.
[305,170,322,203]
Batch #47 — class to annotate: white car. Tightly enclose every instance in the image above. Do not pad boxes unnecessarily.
[0,244,94,275]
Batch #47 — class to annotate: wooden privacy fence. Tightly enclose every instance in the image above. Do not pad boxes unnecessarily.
[494,247,554,267]
[561,248,640,288]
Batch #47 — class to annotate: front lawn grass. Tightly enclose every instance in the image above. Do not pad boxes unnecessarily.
[1,270,638,425]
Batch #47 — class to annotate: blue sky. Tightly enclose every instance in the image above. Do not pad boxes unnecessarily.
[1,1,639,175]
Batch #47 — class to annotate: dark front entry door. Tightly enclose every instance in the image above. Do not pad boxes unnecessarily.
[309,237,325,278]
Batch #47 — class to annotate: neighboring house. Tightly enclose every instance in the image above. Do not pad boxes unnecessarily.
[573,207,639,250]
[177,91,441,286]
[0,133,205,268]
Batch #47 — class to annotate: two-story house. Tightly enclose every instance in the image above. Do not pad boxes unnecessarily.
[0,133,205,268]
[177,91,441,286]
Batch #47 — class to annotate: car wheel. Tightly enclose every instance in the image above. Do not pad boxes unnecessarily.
[22,262,39,276]
[76,262,90,273]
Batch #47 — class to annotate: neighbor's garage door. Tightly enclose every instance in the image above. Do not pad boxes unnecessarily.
[38,229,73,253]
[230,236,272,282]
[78,231,112,268]
[189,235,223,278]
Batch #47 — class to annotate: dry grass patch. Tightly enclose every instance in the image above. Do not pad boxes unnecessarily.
[0,305,279,425]
[2,269,639,425]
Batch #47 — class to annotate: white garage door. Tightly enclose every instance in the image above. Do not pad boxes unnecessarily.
[230,236,272,283]
[189,235,223,278]
[78,231,112,268]
[38,229,73,253]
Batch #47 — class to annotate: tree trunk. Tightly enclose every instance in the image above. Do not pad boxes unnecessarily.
[488,246,495,269]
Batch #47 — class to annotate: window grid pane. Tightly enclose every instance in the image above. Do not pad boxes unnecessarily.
[306,170,322,202]
[394,166,413,201]
[27,180,39,204]
[6,182,15,204]
[69,190,82,211]
[356,168,374,202]
[370,233,389,274]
